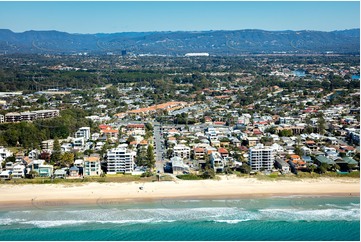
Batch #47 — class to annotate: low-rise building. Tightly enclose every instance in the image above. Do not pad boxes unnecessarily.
[12,164,26,178]
[171,156,189,175]
[0,146,12,160]
[84,156,102,176]
[75,127,91,141]
[173,144,191,159]
[126,124,145,136]
[274,157,290,173]
[210,151,225,172]
[28,160,54,177]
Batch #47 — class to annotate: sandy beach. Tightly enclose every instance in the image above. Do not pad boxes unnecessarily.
[0,176,359,208]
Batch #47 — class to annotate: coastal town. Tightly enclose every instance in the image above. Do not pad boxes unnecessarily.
[0,54,359,182]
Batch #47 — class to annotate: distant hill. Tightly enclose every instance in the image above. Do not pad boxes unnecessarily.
[0,28,359,55]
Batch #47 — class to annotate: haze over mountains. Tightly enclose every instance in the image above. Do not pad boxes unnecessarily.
[0,28,359,55]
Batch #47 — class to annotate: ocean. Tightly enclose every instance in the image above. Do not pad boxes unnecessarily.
[0,196,359,241]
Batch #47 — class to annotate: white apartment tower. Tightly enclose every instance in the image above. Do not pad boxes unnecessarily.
[249,144,275,171]
[75,127,91,141]
[107,146,135,174]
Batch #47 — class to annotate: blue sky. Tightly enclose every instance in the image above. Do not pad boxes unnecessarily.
[0,1,359,33]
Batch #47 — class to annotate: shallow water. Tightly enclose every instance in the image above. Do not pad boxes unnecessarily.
[0,196,359,241]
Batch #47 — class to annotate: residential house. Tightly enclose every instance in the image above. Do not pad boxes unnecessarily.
[12,164,26,178]
[218,148,229,158]
[171,156,189,175]
[335,157,359,172]
[0,146,12,160]
[274,157,290,173]
[305,140,318,151]
[126,124,145,136]
[247,137,259,147]
[28,160,54,177]
[73,138,85,149]
[84,156,102,176]
[54,168,67,179]
[289,154,306,170]
[193,147,205,160]
[315,155,336,167]
[69,166,80,177]
[41,140,54,150]
[173,144,191,159]
[28,149,40,160]
[210,151,225,172]
[0,170,11,180]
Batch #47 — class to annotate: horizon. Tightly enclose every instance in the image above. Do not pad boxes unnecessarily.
[1,27,360,35]
[0,1,359,34]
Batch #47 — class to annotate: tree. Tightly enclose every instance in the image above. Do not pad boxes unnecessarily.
[51,137,62,163]
[201,167,215,179]
[308,164,317,173]
[28,170,39,179]
[59,152,74,167]
[146,145,156,169]
[278,129,293,137]
[105,86,120,99]
[136,146,147,167]
[318,163,329,174]
[145,123,153,132]
[126,135,135,144]
[294,146,302,156]
[240,163,251,174]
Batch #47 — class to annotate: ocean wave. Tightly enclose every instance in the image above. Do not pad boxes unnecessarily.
[259,208,360,221]
[0,218,26,226]
[20,220,89,228]
[18,219,178,228]
[1,201,359,228]
[213,219,251,224]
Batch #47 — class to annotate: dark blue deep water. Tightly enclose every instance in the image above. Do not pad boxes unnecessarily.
[0,196,359,241]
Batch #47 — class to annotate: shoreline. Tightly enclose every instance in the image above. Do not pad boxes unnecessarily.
[0,192,359,211]
[0,176,359,210]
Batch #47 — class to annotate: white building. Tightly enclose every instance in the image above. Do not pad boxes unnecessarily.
[73,138,85,149]
[173,144,191,159]
[12,164,26,178]
[107,145,135,174]
[185,53,209,57]
[170,156,189,175]
[0,146,12,160]
[75,127,91,141]
[84,157,102,176]
[210,151,225,172]
[0,114,4,123]
[249,144,275,171]
[28,149,40,160]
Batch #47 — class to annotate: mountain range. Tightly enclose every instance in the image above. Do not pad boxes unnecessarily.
[0,28,359,55]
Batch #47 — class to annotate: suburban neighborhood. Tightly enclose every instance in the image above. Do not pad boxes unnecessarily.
[0,54,359,182]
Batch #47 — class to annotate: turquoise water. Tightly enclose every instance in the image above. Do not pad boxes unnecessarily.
[0,196,359,241]
[352,75,360,80]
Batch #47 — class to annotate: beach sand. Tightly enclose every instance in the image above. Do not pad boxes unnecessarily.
[0,176,359,208]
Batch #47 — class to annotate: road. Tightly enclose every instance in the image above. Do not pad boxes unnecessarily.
[153,122,164,173]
